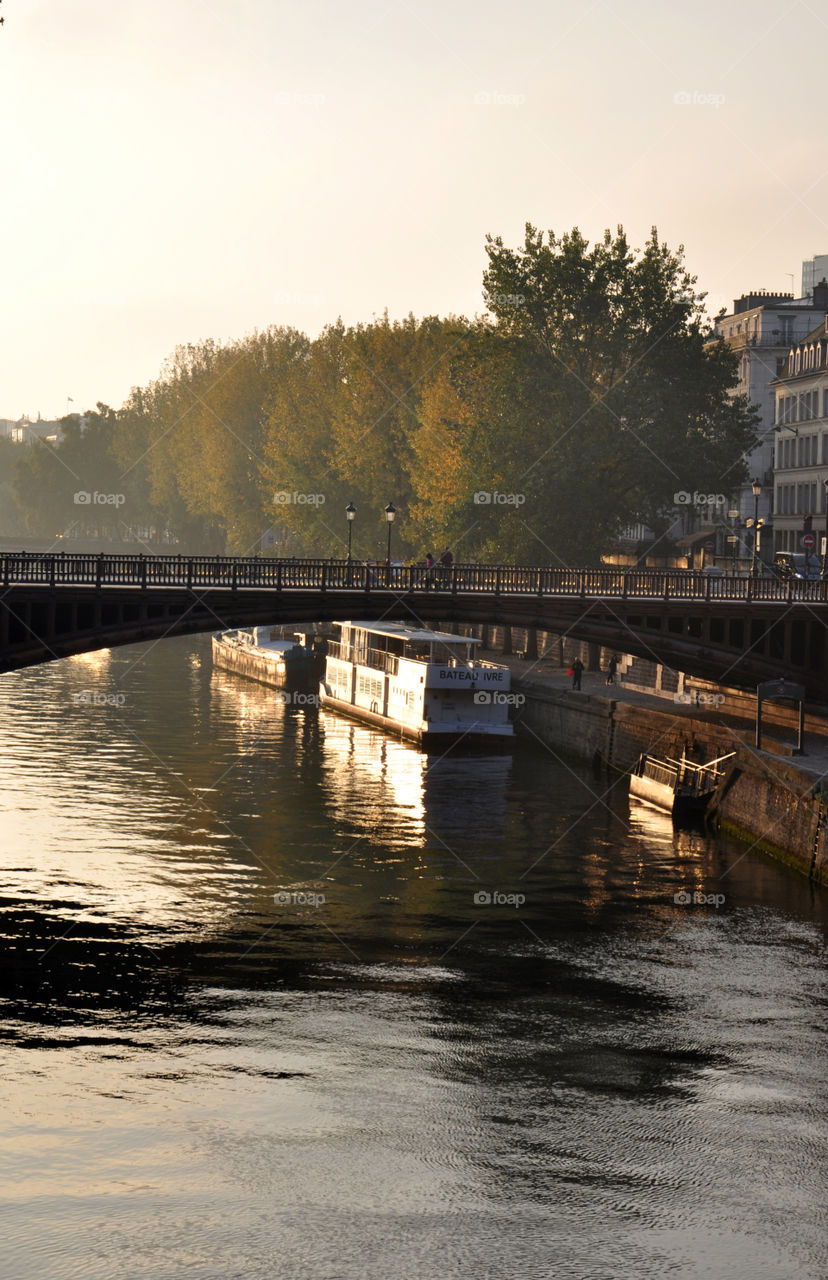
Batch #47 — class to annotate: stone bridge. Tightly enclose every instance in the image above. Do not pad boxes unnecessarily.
[1,553,826,701]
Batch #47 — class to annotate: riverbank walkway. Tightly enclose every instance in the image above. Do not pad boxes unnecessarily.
[489,649,828,783]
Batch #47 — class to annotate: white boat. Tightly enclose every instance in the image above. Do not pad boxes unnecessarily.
[319,621,515,750]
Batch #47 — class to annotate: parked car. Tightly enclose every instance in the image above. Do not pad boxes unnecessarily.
[773,552,823,581]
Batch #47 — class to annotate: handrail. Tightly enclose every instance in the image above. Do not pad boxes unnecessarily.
[0,553,825,603]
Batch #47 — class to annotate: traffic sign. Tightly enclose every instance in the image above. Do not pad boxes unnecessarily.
[801,533,816,550]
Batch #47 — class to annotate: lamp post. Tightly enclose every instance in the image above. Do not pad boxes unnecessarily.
[823,480,828,580]
[384,503,396,578]
[728,508,739,575]
[345,502,356,567]
[750,478,762,578]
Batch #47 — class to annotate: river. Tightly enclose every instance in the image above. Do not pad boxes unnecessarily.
[1,636,826,1280]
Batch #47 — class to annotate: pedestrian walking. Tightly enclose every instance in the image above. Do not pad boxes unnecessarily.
[424,552,435,589]
[439,546,453,585]
[570,657,584,691]
[606,654,618,686]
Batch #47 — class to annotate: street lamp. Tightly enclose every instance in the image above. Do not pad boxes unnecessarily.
[727,508,739,575]
[345,502,356,566]
[384,502,396,574]
[751,478,762,577]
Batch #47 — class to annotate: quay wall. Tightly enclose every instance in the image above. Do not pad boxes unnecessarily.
[707,750,828,885]
[511,675,828,886]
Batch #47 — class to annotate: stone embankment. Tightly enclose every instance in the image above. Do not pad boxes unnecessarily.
[431,622,828,885]
[509,672,827,884]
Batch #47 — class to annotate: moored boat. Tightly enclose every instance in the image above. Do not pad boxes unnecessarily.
[212,625,326,692]
[629,751,734,821]
[319,620,515,750]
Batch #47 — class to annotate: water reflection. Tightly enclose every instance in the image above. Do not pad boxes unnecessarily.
[1,637,826,1280]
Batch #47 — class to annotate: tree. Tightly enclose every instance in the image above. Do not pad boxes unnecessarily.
[473,224,758,563]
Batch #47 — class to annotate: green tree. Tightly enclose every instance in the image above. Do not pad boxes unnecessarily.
[474,224,758,563]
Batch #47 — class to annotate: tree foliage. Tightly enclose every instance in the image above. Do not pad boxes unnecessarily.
[7,225,757,564]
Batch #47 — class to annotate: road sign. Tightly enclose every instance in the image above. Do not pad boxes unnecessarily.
[801,533,816,550]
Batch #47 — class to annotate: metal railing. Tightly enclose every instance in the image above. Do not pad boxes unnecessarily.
[327,640,399,676]
[1,553,826,602]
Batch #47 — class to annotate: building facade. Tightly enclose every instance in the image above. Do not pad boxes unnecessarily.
[803,255,828,300]
[712,284,828,562]
[772,311,828,556]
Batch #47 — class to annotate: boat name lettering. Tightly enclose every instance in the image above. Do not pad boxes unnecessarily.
[437,668,506,683]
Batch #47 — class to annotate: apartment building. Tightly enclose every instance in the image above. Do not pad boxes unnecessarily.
[772,304,828,555]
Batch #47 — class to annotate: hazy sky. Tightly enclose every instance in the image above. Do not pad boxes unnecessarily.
[1,0,826,418]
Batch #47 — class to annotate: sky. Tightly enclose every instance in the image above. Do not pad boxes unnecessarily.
[1,0,826,419]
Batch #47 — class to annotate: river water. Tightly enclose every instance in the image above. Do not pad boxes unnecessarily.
[0,636,826,1280]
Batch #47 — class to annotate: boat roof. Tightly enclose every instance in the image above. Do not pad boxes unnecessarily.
[335,621,480,646]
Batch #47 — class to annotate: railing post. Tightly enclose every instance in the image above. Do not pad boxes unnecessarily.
[495,567,501,597]
[140,554,147,589]
[96,554,104,589]
[231,563,237,592]
[320,561,327,592]
[49,557,56,588]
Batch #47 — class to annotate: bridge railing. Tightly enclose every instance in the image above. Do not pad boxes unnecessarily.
[2,552,827,603]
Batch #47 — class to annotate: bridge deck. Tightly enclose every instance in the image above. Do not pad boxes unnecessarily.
[1,553,825,603]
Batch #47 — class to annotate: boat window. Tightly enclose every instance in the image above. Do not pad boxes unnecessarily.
[432,644,470,665]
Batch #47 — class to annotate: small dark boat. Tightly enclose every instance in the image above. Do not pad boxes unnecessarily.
[629,751,734,821]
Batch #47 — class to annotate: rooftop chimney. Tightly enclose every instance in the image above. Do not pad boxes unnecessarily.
[812,278,828,310]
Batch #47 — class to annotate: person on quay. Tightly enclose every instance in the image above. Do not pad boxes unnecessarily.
[606,654,619,686]
[424,552,435,589]
[570,657,584,691]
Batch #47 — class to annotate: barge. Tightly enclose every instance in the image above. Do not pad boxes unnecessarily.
[212,626,326,692]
